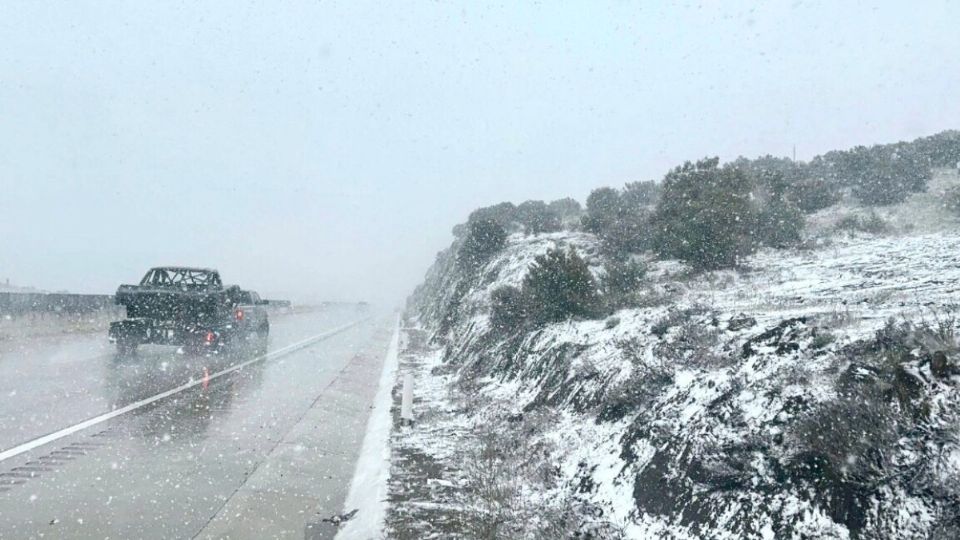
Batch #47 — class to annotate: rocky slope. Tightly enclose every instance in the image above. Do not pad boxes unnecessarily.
[389,171,960,539]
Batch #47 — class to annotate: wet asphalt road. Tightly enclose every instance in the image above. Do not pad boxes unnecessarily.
[0,306,393,539]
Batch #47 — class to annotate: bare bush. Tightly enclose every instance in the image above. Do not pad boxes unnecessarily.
[598,337,674,422]
[651,310,729,369]
[818,303,858,329]
[833,211,891,235]
[455,408,615,539]
[784,314,960,535]
[792,390,903,487]
[810,329,837,350]
[650,305,708,338]
[916,310,959,353]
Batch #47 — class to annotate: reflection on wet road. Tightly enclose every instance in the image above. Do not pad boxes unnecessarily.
[0,305,392,539]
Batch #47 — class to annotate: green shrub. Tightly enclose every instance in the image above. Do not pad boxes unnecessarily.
[458,219,508,270]
[791,178,840,213]
[731,132,954,211]
[467,202,518,231]
[909,130,960,167]
[521,247,600,323]
[546,198,583,227]
[487,247,602,332]
[731,168,806,248]
[808,144,930,206]
[581,184,655,256]
[733,155,837,214]
[652,157,757,270]
[834,212,891,235]
[757,197,805,248]
[621,180,660,208]
[581,187,621,233]
[460,199,574,238]
[945,186,960,215]
[850,146,930,206]
[600,259,647,310]
[515,200,561,235]
[489,285,527,333]
[783,317,960,534]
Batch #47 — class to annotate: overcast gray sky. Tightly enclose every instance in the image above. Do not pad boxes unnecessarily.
[1,1,959,304]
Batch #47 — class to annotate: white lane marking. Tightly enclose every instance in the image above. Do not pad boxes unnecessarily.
[0,318,368,464]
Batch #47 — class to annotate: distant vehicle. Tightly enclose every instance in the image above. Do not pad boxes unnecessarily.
[108,267,269,354]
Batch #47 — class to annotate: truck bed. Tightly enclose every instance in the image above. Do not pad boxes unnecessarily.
[114,284,227,325]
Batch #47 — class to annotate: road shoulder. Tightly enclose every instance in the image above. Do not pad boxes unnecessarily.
[333,316,401,539]
[194,317,394,540]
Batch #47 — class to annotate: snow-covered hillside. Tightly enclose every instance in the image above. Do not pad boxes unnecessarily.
[389,174,960,539]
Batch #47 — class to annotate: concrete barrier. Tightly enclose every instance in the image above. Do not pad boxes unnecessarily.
[0,292,115,317]
[0,292,297,318]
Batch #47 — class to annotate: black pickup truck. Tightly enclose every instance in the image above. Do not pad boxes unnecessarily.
[109,267,270,354]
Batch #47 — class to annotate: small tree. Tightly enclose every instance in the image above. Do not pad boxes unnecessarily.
[522,247,600,323]
[754,171,805,248]
[458,219,507,270]
[757,197,804,248]
[621,180,660,208]
[600,259,647,310]
[850,146,930,206]
[582,185,654,257]
[912,129,960,167]
[653,157,757,270]
[516,200,561,235]
[467,202,518,231]
[547,198,583,227]
[946,186,960,215]
[790,178,839,213]
[489,285,527,333]
[581,187,622,234]
[811,144,930,206]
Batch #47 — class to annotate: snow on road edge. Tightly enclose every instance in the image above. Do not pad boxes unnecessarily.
[336,315,400,540]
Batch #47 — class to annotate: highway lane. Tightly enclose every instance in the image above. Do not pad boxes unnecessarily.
[0,307,362,449]
[0,305,393,539]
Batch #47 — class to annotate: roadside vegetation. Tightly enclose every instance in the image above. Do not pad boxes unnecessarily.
[475,130,960,331]
[398,130,960,538]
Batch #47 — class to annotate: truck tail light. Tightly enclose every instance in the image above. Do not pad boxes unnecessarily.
[234,308,244,321]
[205,331,216,344]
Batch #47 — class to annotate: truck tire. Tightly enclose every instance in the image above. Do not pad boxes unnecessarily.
[253,322,269,354]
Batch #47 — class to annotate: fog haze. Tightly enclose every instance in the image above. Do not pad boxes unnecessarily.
[2,1,959,304]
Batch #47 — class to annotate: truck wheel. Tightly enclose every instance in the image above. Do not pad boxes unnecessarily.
[254,323,269,353]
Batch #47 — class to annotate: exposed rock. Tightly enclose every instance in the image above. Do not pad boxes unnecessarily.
[321,509,358,526]
[931,350,951,378]
[727,314,757,331]
[741,317,808,358]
